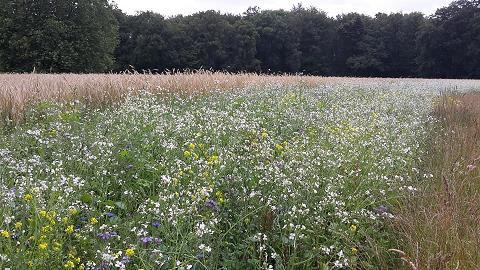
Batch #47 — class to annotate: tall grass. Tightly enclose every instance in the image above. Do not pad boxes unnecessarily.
[0,72,321,124]
[2,72,480,124]
[396,93,480,269]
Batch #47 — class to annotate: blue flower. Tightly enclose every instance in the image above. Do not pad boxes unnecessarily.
[204,199,218,210]
[97,231,118,240]
[140,236,154,244]
[139,236,162,247]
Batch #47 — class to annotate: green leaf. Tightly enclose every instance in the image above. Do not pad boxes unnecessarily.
[80,193,93,204]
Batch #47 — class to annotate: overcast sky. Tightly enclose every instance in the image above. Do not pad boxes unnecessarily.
[113,0,453,17]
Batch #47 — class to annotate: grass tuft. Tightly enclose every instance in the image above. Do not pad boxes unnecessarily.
[396,93,480,269]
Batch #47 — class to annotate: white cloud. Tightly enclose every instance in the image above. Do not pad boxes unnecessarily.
[112,0,454,17]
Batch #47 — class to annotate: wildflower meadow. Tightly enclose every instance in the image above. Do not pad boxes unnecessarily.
[0,75,480,269]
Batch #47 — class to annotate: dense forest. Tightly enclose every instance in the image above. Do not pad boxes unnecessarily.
[0,0,479,78]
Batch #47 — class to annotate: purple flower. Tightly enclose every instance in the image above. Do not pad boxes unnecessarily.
[152,221,161,228]
[121,256,130,264]
[140,236,154,244]
[204,199,218,210]
[467,164,477,172]
[140,236,162,246]
[374,205,388,215]
[106,212,115,218]
[95,262,110,270]
[113,256,130,269]
[97,231,118,240]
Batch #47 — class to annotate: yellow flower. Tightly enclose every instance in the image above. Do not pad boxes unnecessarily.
[275,144,284,151]
[89,217,98,225]
[183,150,191,158]
[78,264,85,270]
[188,143,196,150]
[69,208,78,216]
[215,190,225,204]
[39,210,47,218]
[41,225,52,233]
[15,221,23,230]
[207,155,219,165]
[53,241,62,251]
[65,225,74,234]
[125,248,135,257]
[351,247,358,254]
[350,224,357,233]
[64,260,75,269]
[62,217,70,224]
[47,211,57,224]
[1,230,10,238]
[261,131,268,139]
[27,261,33,268]
[75,257,81,264]
[38,242,48,250]
[24,193,33,201]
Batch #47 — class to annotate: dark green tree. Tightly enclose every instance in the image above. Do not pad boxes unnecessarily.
[115,11,171,72]
[248,9,301,73]
[334,13,369,75]
[417,0,480,78]
[225,18,260,71]
[181,11,235,70]
[375,13,425,77]
[0,0,118,73]
[290,5,336,75]
[3,0,480,78]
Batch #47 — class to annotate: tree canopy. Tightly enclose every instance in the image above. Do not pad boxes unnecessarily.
[0,0,118,73]
[0,0,479,78]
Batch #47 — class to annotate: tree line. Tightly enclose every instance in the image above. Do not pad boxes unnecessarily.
[0,0,479,78]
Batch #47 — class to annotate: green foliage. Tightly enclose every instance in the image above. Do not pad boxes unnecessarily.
[112,7,425,76]
[417,0,480,78]
[111,0,480,78]
[291,6,336,75]
[0,0,118,73]
[1,0,479,78]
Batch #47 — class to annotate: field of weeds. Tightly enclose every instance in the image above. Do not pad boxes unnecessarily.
[0,74,480,269]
